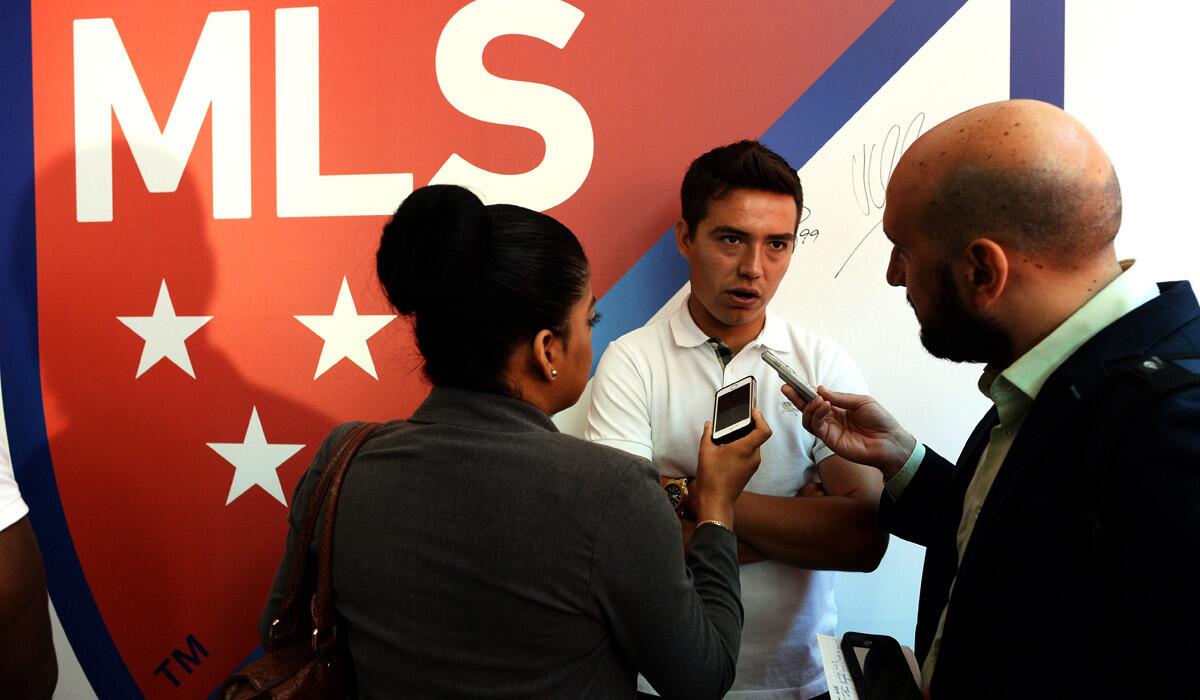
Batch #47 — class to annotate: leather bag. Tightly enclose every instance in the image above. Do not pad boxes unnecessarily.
[218,422,382,699]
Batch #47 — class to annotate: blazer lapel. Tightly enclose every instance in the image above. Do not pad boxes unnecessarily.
[955,381,1080,579]
[915,407,998,657]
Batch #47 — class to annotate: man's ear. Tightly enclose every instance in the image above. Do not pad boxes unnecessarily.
[959,238,1009,309]
[675,219,691,258]
[530,329,559,382]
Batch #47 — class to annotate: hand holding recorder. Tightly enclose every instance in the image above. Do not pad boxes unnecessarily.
[788,386,916,480]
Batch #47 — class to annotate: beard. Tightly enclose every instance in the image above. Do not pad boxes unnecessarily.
[914,264,1011,365]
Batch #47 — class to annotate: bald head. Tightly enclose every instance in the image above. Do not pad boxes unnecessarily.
[889,99,1121,264]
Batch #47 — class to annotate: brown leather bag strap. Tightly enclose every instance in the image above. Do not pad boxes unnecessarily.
[271,422,379,641]
[309,421,383,649]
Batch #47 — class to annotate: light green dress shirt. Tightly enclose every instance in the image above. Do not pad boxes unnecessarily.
[884,262,1159,687]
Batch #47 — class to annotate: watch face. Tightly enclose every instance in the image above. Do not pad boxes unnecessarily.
[665,482,684,508]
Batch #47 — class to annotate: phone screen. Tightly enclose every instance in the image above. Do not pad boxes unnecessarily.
[714,383,751,431]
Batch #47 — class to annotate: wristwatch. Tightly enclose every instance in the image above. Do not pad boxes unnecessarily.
[663,478,690,513]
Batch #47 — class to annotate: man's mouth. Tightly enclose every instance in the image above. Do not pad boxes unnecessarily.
[727,289,760,305]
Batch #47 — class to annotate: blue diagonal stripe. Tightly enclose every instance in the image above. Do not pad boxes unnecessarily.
[1011,0,1065,106]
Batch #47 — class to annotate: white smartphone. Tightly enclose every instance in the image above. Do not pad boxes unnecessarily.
[712,376,756,444]
[761,349,819,403]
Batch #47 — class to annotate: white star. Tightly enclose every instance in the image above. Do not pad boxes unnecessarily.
[295,277,396,379]
[207,407,304,506]
[117,280,213,378]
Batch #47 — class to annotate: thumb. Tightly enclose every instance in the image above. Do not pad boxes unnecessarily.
[741,408,772,449]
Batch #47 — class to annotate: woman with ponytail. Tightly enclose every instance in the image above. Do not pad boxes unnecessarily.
[260,185,771,699]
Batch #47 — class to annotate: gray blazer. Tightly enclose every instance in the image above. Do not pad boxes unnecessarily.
[261,387,743,699]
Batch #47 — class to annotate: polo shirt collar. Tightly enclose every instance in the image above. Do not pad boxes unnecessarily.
[756,310,792,353]
[668,295,791,353]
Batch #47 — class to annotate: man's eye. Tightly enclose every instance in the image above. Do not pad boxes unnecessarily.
[720,235,740,245]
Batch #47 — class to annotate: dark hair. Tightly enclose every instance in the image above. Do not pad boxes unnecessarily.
[925,163,1122,260]
[377,185,589,395]
[680,140,803,235]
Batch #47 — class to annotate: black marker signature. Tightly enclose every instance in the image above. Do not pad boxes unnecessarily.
[796,205,819,246]
[850,112,926,217]
[837,113,926,278]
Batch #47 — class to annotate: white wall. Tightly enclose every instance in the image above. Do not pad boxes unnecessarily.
[1065,0,1200,289]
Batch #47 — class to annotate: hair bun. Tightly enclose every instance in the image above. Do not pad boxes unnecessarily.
[377,184,490,315]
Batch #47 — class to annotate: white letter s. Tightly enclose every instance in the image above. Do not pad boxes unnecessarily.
[432,0,593,211]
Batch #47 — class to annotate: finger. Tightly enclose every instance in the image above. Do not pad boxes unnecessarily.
[796,481,825,497]
[781,384,802,409]
[799,394,829,431]
[700,419,712,444]
[800,397,818,433]
[816,385,871,409]
[801,396,829,424]
[804,402,836,441]
[743,407,773,448]
[811,398,833,422]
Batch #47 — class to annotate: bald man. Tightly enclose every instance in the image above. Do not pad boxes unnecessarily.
[794,100,1200,698]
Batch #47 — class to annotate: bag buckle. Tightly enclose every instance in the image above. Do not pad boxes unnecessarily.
[311,624,338,651]
[268,617,286,642]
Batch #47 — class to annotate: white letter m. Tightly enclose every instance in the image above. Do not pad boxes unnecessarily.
[74,11,249,222]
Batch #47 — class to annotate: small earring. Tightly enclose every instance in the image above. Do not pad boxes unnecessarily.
[550,368,558,379]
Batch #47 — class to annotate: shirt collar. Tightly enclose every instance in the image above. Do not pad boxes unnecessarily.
[668,298,711,347]
[410,386,559,434]
[668,296,791,353]
[985,260,1159,407]
[756,310,792,353]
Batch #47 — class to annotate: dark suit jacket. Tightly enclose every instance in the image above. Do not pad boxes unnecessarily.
[881,281,1200,699]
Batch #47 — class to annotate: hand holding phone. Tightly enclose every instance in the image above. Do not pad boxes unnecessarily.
[693,406,772,527]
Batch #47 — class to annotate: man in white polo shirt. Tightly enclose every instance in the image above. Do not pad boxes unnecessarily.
[586,140,887,700]
[0,368,58,696]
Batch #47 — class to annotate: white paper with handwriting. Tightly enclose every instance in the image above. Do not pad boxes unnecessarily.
[817,634,860,700]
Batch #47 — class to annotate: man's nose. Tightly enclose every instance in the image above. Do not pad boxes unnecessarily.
[886,247,905,287]
[739,245,764,278]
